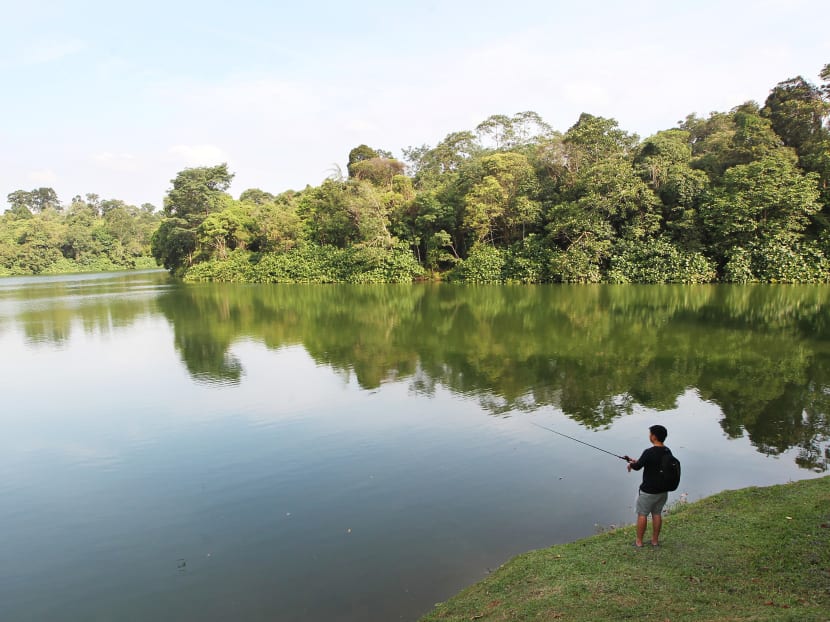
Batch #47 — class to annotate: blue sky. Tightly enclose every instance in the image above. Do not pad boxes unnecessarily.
[1,0,827,208]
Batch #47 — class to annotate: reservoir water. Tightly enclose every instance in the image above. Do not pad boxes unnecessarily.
[0,271,827,621]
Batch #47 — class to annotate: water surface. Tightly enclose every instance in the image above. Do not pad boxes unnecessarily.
[1,272,827,621]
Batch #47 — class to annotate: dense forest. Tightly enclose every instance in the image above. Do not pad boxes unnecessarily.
[4,64,830,282]
[0,190,160,276]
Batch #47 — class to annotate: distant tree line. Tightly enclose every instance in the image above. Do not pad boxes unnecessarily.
[5,63,830,282]
[154,63,830,283]
[0,190,160,276]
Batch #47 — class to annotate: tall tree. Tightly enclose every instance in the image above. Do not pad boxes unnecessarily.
[163,164,234,220]
[462,152,540,245]
[763,76,829,151]
[6,187,60,214]
[700,150,821,258]
[153,164,235,273]
[347,145,380,178]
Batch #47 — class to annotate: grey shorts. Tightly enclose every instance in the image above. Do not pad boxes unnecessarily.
[636,490,668,516]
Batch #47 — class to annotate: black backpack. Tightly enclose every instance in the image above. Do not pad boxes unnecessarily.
[657,448,681,492]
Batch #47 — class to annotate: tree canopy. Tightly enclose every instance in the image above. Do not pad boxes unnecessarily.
[5,63,830,283]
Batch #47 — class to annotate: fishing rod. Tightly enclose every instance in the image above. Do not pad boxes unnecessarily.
[530,421,631,462]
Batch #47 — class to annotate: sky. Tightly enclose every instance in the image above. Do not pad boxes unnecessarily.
[1,0,828,209]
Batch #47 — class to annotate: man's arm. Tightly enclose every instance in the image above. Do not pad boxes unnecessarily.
[626,450,647,472]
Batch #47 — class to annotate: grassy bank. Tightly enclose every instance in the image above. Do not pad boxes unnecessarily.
[420,476,830,622]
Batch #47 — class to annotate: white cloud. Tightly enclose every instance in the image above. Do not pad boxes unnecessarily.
[93,152,140,173]
[22,38,86,65]
[168,144,230,167]
[26,169,58,185]
[345,119,379,133]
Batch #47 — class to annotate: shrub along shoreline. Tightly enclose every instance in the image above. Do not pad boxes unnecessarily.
[418,476,830,621]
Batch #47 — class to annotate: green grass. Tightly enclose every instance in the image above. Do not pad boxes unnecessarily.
[419,476,830,622]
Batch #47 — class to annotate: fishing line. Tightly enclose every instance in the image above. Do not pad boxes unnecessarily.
[530,421,630,461]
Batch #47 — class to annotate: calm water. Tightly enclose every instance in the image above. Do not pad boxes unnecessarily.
[1,271,828,621]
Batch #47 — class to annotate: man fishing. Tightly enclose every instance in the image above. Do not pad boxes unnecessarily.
[626,424,671,548]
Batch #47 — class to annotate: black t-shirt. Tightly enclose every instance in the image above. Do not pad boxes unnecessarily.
[631,446,670,494]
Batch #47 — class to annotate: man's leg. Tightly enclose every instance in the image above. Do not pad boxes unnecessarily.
[635,514,648,546]
[651,512,662,545]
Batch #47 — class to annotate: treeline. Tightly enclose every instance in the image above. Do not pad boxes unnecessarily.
[0,190,160,276]
[155,63,830,283]
[6,64,830,282]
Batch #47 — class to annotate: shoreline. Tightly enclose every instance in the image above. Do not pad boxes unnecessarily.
[419,476,830,621]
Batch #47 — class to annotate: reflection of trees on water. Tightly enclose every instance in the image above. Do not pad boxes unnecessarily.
[1,273,164,346]
[156,284,244,385]
[153,283,830,471]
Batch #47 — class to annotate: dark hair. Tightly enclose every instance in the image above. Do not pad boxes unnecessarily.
[649,425,668,443]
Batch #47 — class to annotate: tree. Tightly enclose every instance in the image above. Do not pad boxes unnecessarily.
[6,187,60,214]
[345,182,394,248]
[403,131,481,186]
[763,76,829,151]
[163,164,234,220]
[562,113,639,172]
[462,152,541,245]
[239,188,276,205]
[464,176,504,245]
[635,129,709,247]
[730,103,784,166]
[347,145,380,178]
[30,187,60,212]
[700,150,821,259]
[634,130,693,191]
[348,157,405,187]
[197,200,254,260]
[154,164,235,273]
[104,205,143,256]
[5,202,33,219]
[246,193,302,253]
[151,218,198,273]
[475,111,552,150]
[571,157,661,241]
[296,180,358,247]
[13,217,65,273]
[681,105,782,179]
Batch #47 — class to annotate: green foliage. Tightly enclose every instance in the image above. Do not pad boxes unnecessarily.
[245,193,302,253]
[563,113,639,171]
[501,235,550,283]
[347,144,381,178]
[184,243,424,284]
[0,191,159,275]
[8,63,830,283]
[607,238,717,284]
[409,131,480,175]
[153,164,236,273]
[475,111,552,150]
[7,187,61,213]
[163,163,234,220]
[424,230,459,271]
[151,218,195,273]
[750,239,830,283]
[238,188,276,205]
[547,246,603,283]
[348,157,405,186]
[447,244,506,283]
[462,152,541,245]
[700,150,821,259]
[295,179,359,247]
[722,247,756,283]
[763,76,829,151]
